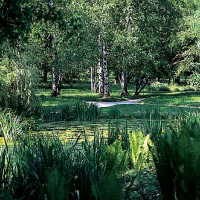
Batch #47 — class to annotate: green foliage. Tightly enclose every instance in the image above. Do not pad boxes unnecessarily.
[92,170,124,200]
[10,134,71,200]
[0,148,13,200]
[80,134,127,200]
[42,105,74,121]
[42,101,99,122]
[0,109,24,140]
[0,0,32,42]
[150,113,200,200]
[129,132,150,171]
[188,72,200,88]
[0,125,144,199]
[74,102,99,121]
[125,168,161,200]
[108,107,121,119]
[45,168,67,200]
[0,55,41,116]
[149,82,171,92]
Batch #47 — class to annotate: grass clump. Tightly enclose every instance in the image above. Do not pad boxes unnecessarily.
[4,108,200,199]
[42,101,99,122]
[0,116,161,200]
[0,109,25,141]
[148,82,197,93]
[108,107,121,119]
[73,101,99,121]
[148,82,171,92]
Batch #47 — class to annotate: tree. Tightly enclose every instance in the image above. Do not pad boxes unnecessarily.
[173,0,200,82]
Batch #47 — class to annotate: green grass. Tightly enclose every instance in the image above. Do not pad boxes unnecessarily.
[100,103,200,119]
[37,83,138,108]
[37,82,200,119]
[143,91,200,107]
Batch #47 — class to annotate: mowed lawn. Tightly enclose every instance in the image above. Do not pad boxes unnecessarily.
[142,91,200,107]
[36,82,200,119]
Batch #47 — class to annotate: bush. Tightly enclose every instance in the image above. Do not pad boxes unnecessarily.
[0,120,159,200]
[150,113,200,200]
[42,105,74,121]
[73,101,99,121]
[108,106,121,119]
[42,101,99,122]
[0,109,24,140]
[182,86,196,91]
[188,72,200,89]
[0,132,127,199]
[0,59,41,116]
[149,82,170,92]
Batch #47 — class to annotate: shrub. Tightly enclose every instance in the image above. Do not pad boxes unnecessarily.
[188,72,200,89]
[149,82,170,92]
[0,122,158,200]
[0,109,24,140]
[150,113,200,200]
[42,105,74,121]
[2,131,127,200]
[42,101,99,122]
[73,101,99,121]
[0,59,41,116]
[108,106,121,119]
[182,86,196,91]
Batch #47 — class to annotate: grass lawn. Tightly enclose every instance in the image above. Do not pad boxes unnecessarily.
[142,91,200,107]
[37,82,200,116]
[37,82,139,108]
[100,103,200,119]
[2,83,200,146]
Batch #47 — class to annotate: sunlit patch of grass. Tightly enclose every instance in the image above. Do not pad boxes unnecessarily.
[143,91,200,107]
[36,82,144,109]
[36,82,200,122]
[100,103,200,119]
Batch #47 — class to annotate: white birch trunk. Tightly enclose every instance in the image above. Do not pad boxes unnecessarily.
[98,58,104,97]
[91,66,98,92]
[119,69,129,97]
[51,67,59,96]
[102,45,110,97]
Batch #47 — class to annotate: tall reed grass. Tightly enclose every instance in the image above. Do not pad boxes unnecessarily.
[0,119,157,199]
[42,101,99,122]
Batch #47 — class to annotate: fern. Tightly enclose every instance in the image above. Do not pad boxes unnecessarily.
[129,131,149,171]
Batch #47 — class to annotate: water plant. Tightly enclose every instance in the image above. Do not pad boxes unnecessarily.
[149,112,200,200]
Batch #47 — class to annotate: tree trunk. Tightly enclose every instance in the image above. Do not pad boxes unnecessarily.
[43,67,48,83]
[156,77,161,82]
[98,58,104,97]
[102,45,110,97]
[114,78,117,85]
[135,78,140,96]
[114,72,119,85]
[51,67,62,96]
[135,77,148,96]
[91,66,98,92]
[97,35,110,98]
[168,77,171,85]
[49,34,63,96]
[119,69,129,97]
[175,76,181,85]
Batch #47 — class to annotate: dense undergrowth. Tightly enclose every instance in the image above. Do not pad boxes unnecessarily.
[0,117,159,200]
[42,101,99,122]
[1,109,200,199]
